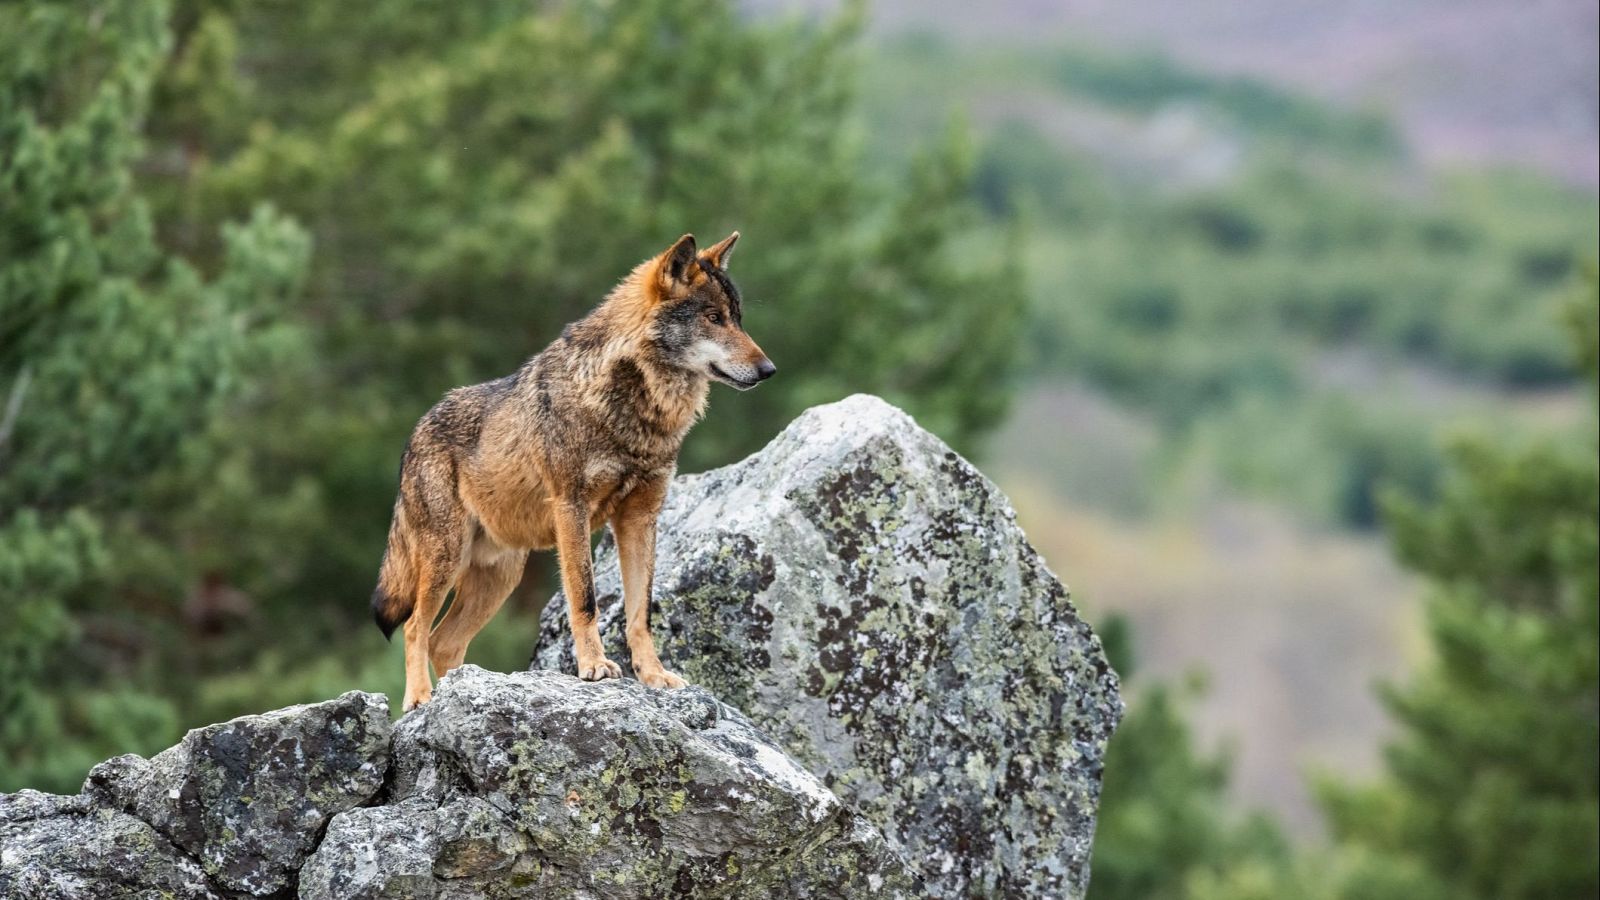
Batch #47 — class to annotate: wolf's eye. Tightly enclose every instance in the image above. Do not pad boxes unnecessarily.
[707,312,724,325]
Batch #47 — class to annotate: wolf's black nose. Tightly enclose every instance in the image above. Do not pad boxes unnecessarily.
[756,359,777,381]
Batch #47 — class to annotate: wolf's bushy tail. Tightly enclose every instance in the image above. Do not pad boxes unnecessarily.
[371,500,416,640]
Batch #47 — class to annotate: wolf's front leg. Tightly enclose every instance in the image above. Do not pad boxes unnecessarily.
[613,476,686,689]
[554,496,621,681]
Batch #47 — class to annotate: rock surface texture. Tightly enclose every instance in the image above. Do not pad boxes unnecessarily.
[534,394,1124,898]
[0,666,915,896]
[0,396,1121,899]
[302,666,915,899]
[87,691,392,895]
[0,790,220,900]
[0,669,913,900]
[1,690,390,899]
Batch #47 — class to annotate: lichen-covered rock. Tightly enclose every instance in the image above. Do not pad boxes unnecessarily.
[0,789,219,899]
[533,394,1124,898]
[84,690,392,896]
[300,666,916,899]
[4,671,900,900]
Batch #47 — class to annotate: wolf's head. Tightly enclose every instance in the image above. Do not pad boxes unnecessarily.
[646,232,775,390]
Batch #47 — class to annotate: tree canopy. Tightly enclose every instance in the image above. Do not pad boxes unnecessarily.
[1,0,308,788]
[0,0,1022,792]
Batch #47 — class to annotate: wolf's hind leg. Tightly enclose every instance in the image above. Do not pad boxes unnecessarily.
[402,535,463,712]
[430,547,526,678]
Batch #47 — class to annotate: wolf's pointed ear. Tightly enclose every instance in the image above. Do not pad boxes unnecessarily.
[657,233,698,293]
[699,231,739,270]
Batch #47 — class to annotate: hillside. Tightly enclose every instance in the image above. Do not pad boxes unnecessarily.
[753,0,1600,185]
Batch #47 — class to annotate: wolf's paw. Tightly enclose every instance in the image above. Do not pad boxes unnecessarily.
[637,667,688,690]
[402,690,432,714]
[578,657,623,681]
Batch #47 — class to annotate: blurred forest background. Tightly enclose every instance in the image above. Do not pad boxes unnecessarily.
[2,1,1595,898]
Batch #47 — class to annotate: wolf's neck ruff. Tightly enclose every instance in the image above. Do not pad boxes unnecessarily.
[556,291,711,449]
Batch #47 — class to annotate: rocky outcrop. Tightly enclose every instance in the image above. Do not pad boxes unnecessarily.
[301,666,915,899]
[86,691,392,895]
[0,790,218,900]
[0,668,916,899]
[534,394,1124,898]
[1,395,1121,899]
[1,691,389,899]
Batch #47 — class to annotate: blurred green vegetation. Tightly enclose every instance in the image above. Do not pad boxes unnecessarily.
[1312,291,1599,899]
[1,0,310,788]
[1089,616,1300,900]
[1092,278,1599,899]
[1044,46,1402,161]
[871,33,1596,528]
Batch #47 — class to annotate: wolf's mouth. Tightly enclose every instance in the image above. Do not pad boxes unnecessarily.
[709,363,758,390]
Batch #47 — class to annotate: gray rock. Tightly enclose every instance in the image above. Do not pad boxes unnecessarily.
[84,690,392,896]
[0,789,219,899]
[299,666,917,900]
[533,393,1124,898]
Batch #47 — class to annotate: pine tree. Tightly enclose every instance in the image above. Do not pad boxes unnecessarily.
[0,0,308,791]
[1317,277,1600,900]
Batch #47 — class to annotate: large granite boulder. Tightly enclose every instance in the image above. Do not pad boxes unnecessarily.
[300,665,917,899]
[533,394,1124,897]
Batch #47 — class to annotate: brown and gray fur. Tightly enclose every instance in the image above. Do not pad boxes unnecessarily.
[371,232,773,711]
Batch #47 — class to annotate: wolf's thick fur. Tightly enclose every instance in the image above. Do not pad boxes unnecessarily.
[373,232,773,711]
